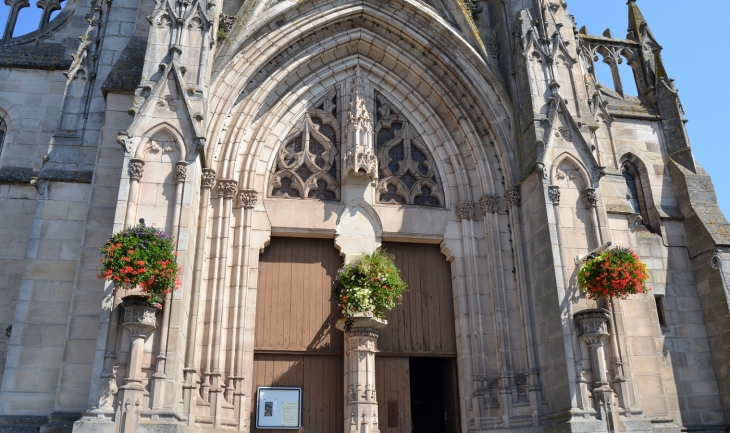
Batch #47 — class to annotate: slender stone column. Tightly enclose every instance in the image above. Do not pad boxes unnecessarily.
[574,309,617,431]
[116,300,157,433]
[150,161,187,410]
[124,159,145,227]
[336,315,386,433]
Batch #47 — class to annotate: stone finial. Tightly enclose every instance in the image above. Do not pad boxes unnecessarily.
[548,185,560,204]
[201,168,216,189]
[128,159,145,181]
[505,187,521,208]
[239,190,257,208]
[217,179,238,199]
[479,195,500,215]
[456,203,476,221]
[175,162,187,183]
[582,187,598,208]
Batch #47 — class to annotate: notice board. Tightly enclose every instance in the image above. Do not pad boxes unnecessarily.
[256,387,302,429]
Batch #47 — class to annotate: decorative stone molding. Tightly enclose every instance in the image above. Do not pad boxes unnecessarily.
[456,202,476,221]
[574,308,610,340]
[123,302,158,329]
[505,187,521,208]
[344,148,377,178]
[175,162,187,183]
[239,190,257,208]
[343,66,378,180]
[548,185,560,204]
[582,187,599,208]
[201,168,216,189]
[479,194,500,215]
[128,159,144,181]
[218,179,238,199]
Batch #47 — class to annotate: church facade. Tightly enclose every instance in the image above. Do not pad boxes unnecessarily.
[0,0,729,432]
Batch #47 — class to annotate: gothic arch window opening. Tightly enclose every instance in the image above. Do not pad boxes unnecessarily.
[621,160,650,229]
[2,0,67,40]
[590,46,640,98]
[0,117,6,157]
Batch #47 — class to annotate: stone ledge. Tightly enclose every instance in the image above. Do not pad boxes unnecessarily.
[0,167,92,184]
[0,44,72,70]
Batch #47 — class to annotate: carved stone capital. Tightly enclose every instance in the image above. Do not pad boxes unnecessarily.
[582,187,598,208]
[121,302,157,336]
[239,189,257,208]
[574,308,610,340]
[175,162,187,183]
[479,194,500,215]
[505,187,521,208]
[548,185,560,204]
[456,202,476,221]
[128,159,145,181]
[343,149,378,180]
[201,168,216,189]
[217,179,238,199]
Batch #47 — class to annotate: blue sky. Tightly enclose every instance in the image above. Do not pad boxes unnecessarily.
[2,2,729,217]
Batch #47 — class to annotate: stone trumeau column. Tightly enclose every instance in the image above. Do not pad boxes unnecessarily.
[334,64,384,433]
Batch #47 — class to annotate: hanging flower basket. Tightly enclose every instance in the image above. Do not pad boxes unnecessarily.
[332,249,407,332]
[577,247,650,301]
[97,219,181,309]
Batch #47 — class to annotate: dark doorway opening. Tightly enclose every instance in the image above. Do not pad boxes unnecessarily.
[409,358,459,433]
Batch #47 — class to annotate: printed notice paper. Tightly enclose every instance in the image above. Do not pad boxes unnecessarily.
[281,402,298,426]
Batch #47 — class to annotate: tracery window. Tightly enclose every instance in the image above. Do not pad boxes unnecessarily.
[374,93,444,207]
[269,89,340,200]
[267,84,444,208]
[0,118,6,157]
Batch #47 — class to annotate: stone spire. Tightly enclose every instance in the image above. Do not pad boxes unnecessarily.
[627,0,659,48]
[343,66,377,180]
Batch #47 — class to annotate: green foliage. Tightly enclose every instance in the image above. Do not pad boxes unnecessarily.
[332,249,407,331]
[97,220,180,308]
[577,247,649,301]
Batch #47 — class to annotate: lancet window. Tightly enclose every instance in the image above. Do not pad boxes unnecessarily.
[0,118,6,156]
[268,83,444,208]
[622,161,649,228]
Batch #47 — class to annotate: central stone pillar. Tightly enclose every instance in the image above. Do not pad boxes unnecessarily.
[333,63,385,433]
[336,315,387,433]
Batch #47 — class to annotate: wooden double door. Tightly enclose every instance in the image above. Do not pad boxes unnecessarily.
[252,238,459,433]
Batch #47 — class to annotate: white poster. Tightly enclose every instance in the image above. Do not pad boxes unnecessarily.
[256,387,302,429]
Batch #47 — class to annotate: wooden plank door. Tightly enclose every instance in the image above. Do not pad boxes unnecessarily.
[252,237,344,433]
[376,357,411,433]
[377,242,456,356]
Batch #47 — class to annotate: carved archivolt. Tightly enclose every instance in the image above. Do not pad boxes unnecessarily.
[374,93,444,207]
